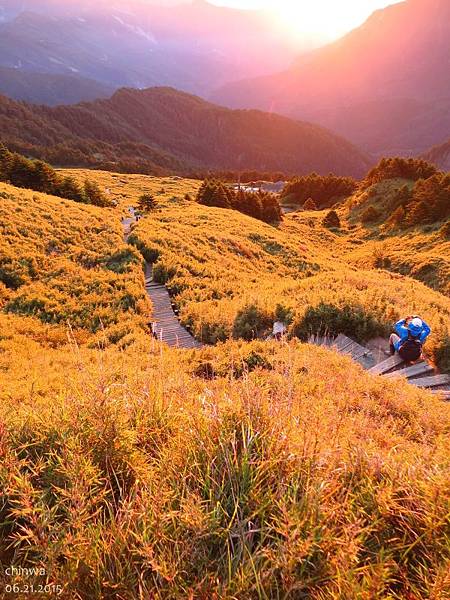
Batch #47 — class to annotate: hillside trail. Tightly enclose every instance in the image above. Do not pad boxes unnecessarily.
[122,209,202,349]
[309,334,450,401]
[121,210,448,399]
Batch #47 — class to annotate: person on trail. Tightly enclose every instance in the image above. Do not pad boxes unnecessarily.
[149,321,158,339]
[272,321,286,341]
[389,316,431,362]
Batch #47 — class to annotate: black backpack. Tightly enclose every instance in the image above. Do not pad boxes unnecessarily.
[399,336,422,362]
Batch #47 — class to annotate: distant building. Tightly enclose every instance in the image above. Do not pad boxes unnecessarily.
[261,181,286,194]
[232,181,286,194]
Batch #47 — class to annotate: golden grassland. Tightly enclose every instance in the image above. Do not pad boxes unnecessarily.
[0,181,150,347]
[0,172,449,598]
[345,179,450,296]
[95,172,449,370]
[1,334,449,599]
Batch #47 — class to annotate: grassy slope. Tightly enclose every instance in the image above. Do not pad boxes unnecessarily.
[344,179,450,296]
[0,335,449,599]
[0,181,150,346]
[98,172,449,370]
[0,173,449,598]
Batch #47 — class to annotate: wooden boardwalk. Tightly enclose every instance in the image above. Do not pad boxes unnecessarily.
[122,212,202,350]
[309,333,450,400]
[144,264,202,349]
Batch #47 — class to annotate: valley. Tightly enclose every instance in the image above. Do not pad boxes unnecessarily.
[215,0,450,157]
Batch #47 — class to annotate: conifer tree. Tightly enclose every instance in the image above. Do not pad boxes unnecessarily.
[323,210,341,229]
[303,198,317,210]
[138,193,157,212]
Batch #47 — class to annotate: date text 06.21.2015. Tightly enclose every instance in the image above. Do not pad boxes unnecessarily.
[4,583,63,595]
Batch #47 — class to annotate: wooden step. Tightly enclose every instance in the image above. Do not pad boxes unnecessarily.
[384,362,434,380]
[340,341,371,361]
[332,334,355,352]
[368,354,405,375]
[410,375,450,389]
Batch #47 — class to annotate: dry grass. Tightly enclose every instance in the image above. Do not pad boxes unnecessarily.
[0,182,150,346]
[125,185,450,369]
[1,172,449,598]
[0,337,449,599]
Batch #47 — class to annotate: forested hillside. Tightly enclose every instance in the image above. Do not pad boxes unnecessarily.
[0,87,370,177]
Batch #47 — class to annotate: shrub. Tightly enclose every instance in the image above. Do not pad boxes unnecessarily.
[361,206,380,223]
[138,193,157,212]
[440,220,450,239]
[232,304,272,341]
[363,157,437,188]
[387,205,406,228]
[292,302,386,342]
[303,198,317,210]
[152,261,177,285]
[274,303,295,325]
[323,210,341,229]
[406,200,431,226]
[83,179,110,207]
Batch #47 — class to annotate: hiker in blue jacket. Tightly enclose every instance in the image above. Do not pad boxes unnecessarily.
[389,316,431,361]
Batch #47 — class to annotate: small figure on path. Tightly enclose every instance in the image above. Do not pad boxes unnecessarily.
[149,321,158,339]
[272,321,286,341]
[389,315,431,362]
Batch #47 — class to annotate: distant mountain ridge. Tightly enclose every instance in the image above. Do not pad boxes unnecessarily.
[214,0,450,157]
[0,0,303,105]
[0,67,114,106]
[0,87,370,177]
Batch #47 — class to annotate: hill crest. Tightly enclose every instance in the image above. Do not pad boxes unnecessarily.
[0,86,370,177]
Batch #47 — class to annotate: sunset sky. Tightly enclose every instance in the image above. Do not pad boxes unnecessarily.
[209,0,405,41]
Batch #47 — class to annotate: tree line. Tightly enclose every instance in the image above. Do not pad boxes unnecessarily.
[358,158,449,227]
[0,144,111,207]
[196,180,283,224]
[387,174,450,227]
[281,173,358,208]
[363,157,438,188]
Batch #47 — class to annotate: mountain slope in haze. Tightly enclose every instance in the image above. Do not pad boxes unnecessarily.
[0,0,302,103]
[214,0,450,157]
[423,139,450,172]
[0,87,370,177]
[0,67,114,105]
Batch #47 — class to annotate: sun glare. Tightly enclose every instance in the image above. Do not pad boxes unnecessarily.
[275,0,380,40]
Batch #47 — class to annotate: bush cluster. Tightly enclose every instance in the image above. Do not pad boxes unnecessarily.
[196,179,283,224]
[363,157,437,188]
[0,144,112,207]
[281,173,357,208]
[383,175,450,227]
[322,209,341,229]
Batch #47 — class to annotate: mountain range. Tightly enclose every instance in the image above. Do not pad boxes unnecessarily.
[0,86,370,177]
[214,0,450,157]
[0,0,303,105]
